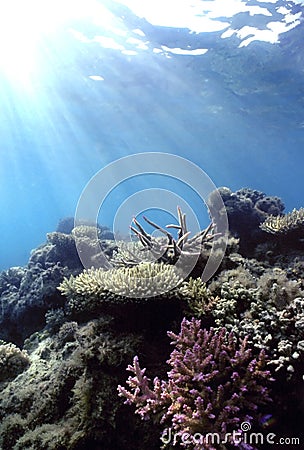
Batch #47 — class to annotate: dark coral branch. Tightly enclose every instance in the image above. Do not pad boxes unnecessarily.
[124,207,215,267]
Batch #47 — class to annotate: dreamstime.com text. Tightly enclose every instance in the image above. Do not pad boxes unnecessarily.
[160,424,301,447]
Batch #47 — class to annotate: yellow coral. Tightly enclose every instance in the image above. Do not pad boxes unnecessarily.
[58,262,183,300]
[260,208,304,234]
[179,277,219,318]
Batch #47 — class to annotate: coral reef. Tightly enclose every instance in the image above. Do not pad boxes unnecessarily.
[71,225,116,268]
[56,216,114,240]
[205,270,304,379]
[57,262,189,334]
[208,187,285,254]
[0,191,303,449]
[111,239,156,266]
[0,318,152,450]
[260,207,304,236]
[129,206,215,265]
[178,277,219,318]
[33,226,116,270]
[113,207,216,282]
[0,262,68,344]
[0,341,30,382]
[0,222,118,344]
[118,318,273,450]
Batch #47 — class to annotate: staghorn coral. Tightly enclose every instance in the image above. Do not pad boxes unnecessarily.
[118,318,273,450]
[115,206,215,267]
[111,240,157,267]
[260,207,304,235]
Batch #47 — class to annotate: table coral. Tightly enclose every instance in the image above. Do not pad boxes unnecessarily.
[58,262,184,308]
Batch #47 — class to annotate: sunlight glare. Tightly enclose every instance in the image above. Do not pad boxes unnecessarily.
[0,0,114,84]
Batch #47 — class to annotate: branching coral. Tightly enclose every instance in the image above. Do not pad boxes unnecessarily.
[208,278,304,378]
[260,207,304,235]
[114,206,215,267]
[2,187,304,449]
[111,240,156,267]
[118,318,273,450]
[178,277,219,318]
[58,262,184,306]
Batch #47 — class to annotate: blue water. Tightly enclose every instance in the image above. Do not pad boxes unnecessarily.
[0,0,304,270]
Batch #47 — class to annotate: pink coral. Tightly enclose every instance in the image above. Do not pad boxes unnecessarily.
[118,318,273,449]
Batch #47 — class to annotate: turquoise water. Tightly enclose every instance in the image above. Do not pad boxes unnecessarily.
[0,0,304,270]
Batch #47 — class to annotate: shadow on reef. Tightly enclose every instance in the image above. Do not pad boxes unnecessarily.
[0,188,303,449]
[208,187,285,255]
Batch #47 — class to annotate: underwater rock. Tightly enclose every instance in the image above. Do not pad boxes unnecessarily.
[0,267,25,296]
[209,187,285,255]
[0,318,159,450]
[0,341,30,383]
[0,263,68,345]
[0,224,119,344]
[56,216,114,240]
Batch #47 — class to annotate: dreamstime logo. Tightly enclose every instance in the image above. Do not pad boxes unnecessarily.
[161,424,301,447]
[74,152,228,297]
